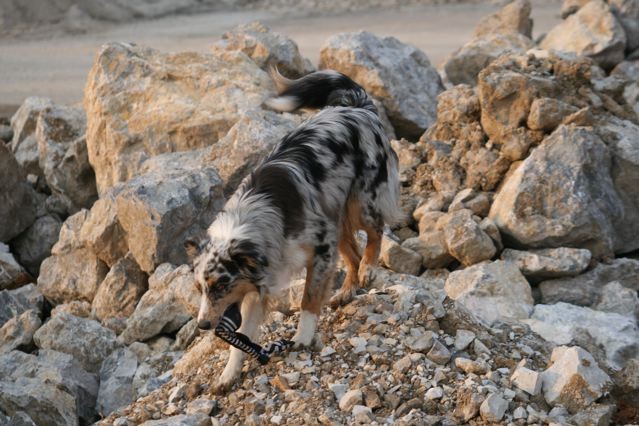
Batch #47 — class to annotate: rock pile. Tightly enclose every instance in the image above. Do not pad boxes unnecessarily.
[1,2,639,425]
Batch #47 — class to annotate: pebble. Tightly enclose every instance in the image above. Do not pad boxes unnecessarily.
[480,393,508,422]
[339,389,363,412]
[454,329,476,351]
[511,365,542,396]
[352,405,374,422]
[427,340,451,365]
[425,386,444,400]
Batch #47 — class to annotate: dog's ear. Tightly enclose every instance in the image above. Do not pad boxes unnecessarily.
[229,239,268,280]
[184,239,204,261]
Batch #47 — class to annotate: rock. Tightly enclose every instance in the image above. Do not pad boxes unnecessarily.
[479,393,508,422]
[110,153,225,273]
[0,125,13,142]
[525,302,639,369]
[319,31,444,140]
[526,97,579,132]
[84,42,272,194]
[455,357,488,375]
[561,0,590,18]
[9,97,54,178]
[36,104,97,211]
[406,331,436,353]
[569,403,615,426]
[0,284,43,328]
[138,414,211,426]
[454,329,475,351]
[440,210,496,266]
[0,243,29,291]
[513,405,527,419]
[339,389,363,412]
[417,211,445,235]
[352,405,374,422]
[4,411,37,426]
[473,0,533,38]
[37,248,109,305]
[425,387,444,400]
[444,33,534,86]
[610,0,639,53]
[393,355,412,374]
[0,349,99,424]
[539,258,639,307]
[489,126,625,259]
[454,387,484,421]
[0,310,41,354]
[381,236,422,276]
[97,348,138,417]
[447,189,490,217]
[541,346,612,413]
[119,264,194,345]
[10,214,62,275]
[133,352,180,398]
[92,254,148,324]
[33,313,121,373]
[78,197,127,267]
[540,0,626,70]
[511,364,542,396]
[402,232,453,269]
[612,60,639,116]
[426,339,451,365]
[593,281,639,317]
[479,217,503,251]
[501,247,591,279]
[50,300,91,318]
[445,260,533,326]
[186,399,218,416]
[212,21,314,77]
[0,142,37,242]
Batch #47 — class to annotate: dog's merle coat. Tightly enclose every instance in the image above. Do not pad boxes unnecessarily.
[187,69,400,392]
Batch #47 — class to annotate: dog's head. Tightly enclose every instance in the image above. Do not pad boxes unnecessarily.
[185,237,268,330]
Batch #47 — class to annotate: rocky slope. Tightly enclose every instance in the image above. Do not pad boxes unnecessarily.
[1,1,639,425]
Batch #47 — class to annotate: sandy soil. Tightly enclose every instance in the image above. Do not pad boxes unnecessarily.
[0,1,561,111]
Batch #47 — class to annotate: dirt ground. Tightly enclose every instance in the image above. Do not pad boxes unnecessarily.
[0,1,561,112]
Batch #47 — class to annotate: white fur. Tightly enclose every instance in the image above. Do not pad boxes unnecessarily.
[292,311,318,347]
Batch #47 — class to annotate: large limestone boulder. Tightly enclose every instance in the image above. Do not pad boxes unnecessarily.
[444,33,533,86]
[9,96,54,179]
[473,0,533,38]
[541,346,612,413]
[489,125,625,259]
[444,260,533,326]
[0,349,99,424]
[84,42,273,194]
[319,31,444,140]
[540,0,626,70]
[36,104,97,211]
[33,313,121,373]
[0,142,37,242]
[212,21,314,78]
[524,302,639,369]
[501,247,591,279]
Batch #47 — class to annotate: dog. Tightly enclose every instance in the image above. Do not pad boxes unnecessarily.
[184,68,400,393]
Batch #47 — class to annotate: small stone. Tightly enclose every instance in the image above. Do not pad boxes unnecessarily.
[270,414,283,425]
[329,383,348,402]
[513,406,527,419]
[281,372,300,387]
[352,405,374,422]
[393,355,412,374]
[319,346,336,357]
[381,236,422,276]
[339,389,363,412]
[425,387,444,400]
[426,340,451,365]
[511,365,542,396]
[455,357,488,375]
[167,384,186,404]
[480,393,508,422]
[406,331,435,353]
[270,376,290,392]
[454,330,476,351]
[185,399,217,416]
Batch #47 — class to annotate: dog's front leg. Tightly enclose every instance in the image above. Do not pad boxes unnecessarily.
[214,291,264,393]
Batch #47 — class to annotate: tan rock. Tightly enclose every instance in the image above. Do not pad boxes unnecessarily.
[527,97,579,132]
[441,209,496,266]
[402,232,453,269]
[501,247,591,279]
[381,236,422,276]
[473,0,533,38]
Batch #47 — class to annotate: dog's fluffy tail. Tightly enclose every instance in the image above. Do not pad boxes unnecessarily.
[265,68,377,114]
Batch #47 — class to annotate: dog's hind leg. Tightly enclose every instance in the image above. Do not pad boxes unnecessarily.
[214,291,264,394]
[293,243,337,348]
[358,208,384,288]
[330,203,362,308]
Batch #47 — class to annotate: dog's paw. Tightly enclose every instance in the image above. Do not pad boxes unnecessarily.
[329,289,355,308]
[211,378,235,395]
[292,333,322,351]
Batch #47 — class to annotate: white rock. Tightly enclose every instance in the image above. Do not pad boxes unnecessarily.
[511,365,542,396]
[425,387,444,400]
[501,247,592,279]
[351,405,374,422]
[339,389,363,412]
[454,329,476,351]
[480,393,508,422]
[329,383,348,402]
[513,406,527,419]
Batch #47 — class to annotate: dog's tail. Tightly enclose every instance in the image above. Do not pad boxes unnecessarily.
[265,68,377,114]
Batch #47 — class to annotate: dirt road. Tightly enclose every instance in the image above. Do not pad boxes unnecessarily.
[0,1,561,110]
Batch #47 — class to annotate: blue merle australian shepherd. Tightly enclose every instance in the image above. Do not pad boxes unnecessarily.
[185,69,400,392]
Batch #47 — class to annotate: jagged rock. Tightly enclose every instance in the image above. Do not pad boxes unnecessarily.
[440,209,496,266]
[402,232,453,269]
[212,21,314,77]
[561,0,590,18]
[455,357,488,375]
[373,268,446,319]
[50,300,91,318]
[33,313,121,373]
[448,189,490,217]
[11,214,62,275]
[119,263,194,345]
[133,352,181,398]
[92,254,148,324]
[539,258,639,307]
[501,247,592,279]
[524,302,639,369]
[489,126,627,259]
[0,349,99,424]
[473,0,533,38]
[444,33,533,86]
[339,389,363,412]
[569,403,616,426]
[609,0,639,53]
[0,284,43,328]
[541,346,612,413]
[511,364,542,396]
[0,243,29,291]
[0,143,37,243]
[540,0,626,70]
[78,198,127,267]
[479,393,508,422]
[454,387,484,421]
[454,329,475,351]
[611,60,639,116]
[417,211,445,235]
[3,411,37,425]
[319,31,444,140]
[138,414,210,426]
[36,104,97,211]
[9,97,54,178]
[0,310,41,354]
[380,237,422,276]
[426,340,451,365]
[97,347,138,417]
[593,281,639,317]
[84,42,273,194]
[526,98,579,132]
[479,217,503,251]
[37,248,108,305]
[445,260,533,326]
